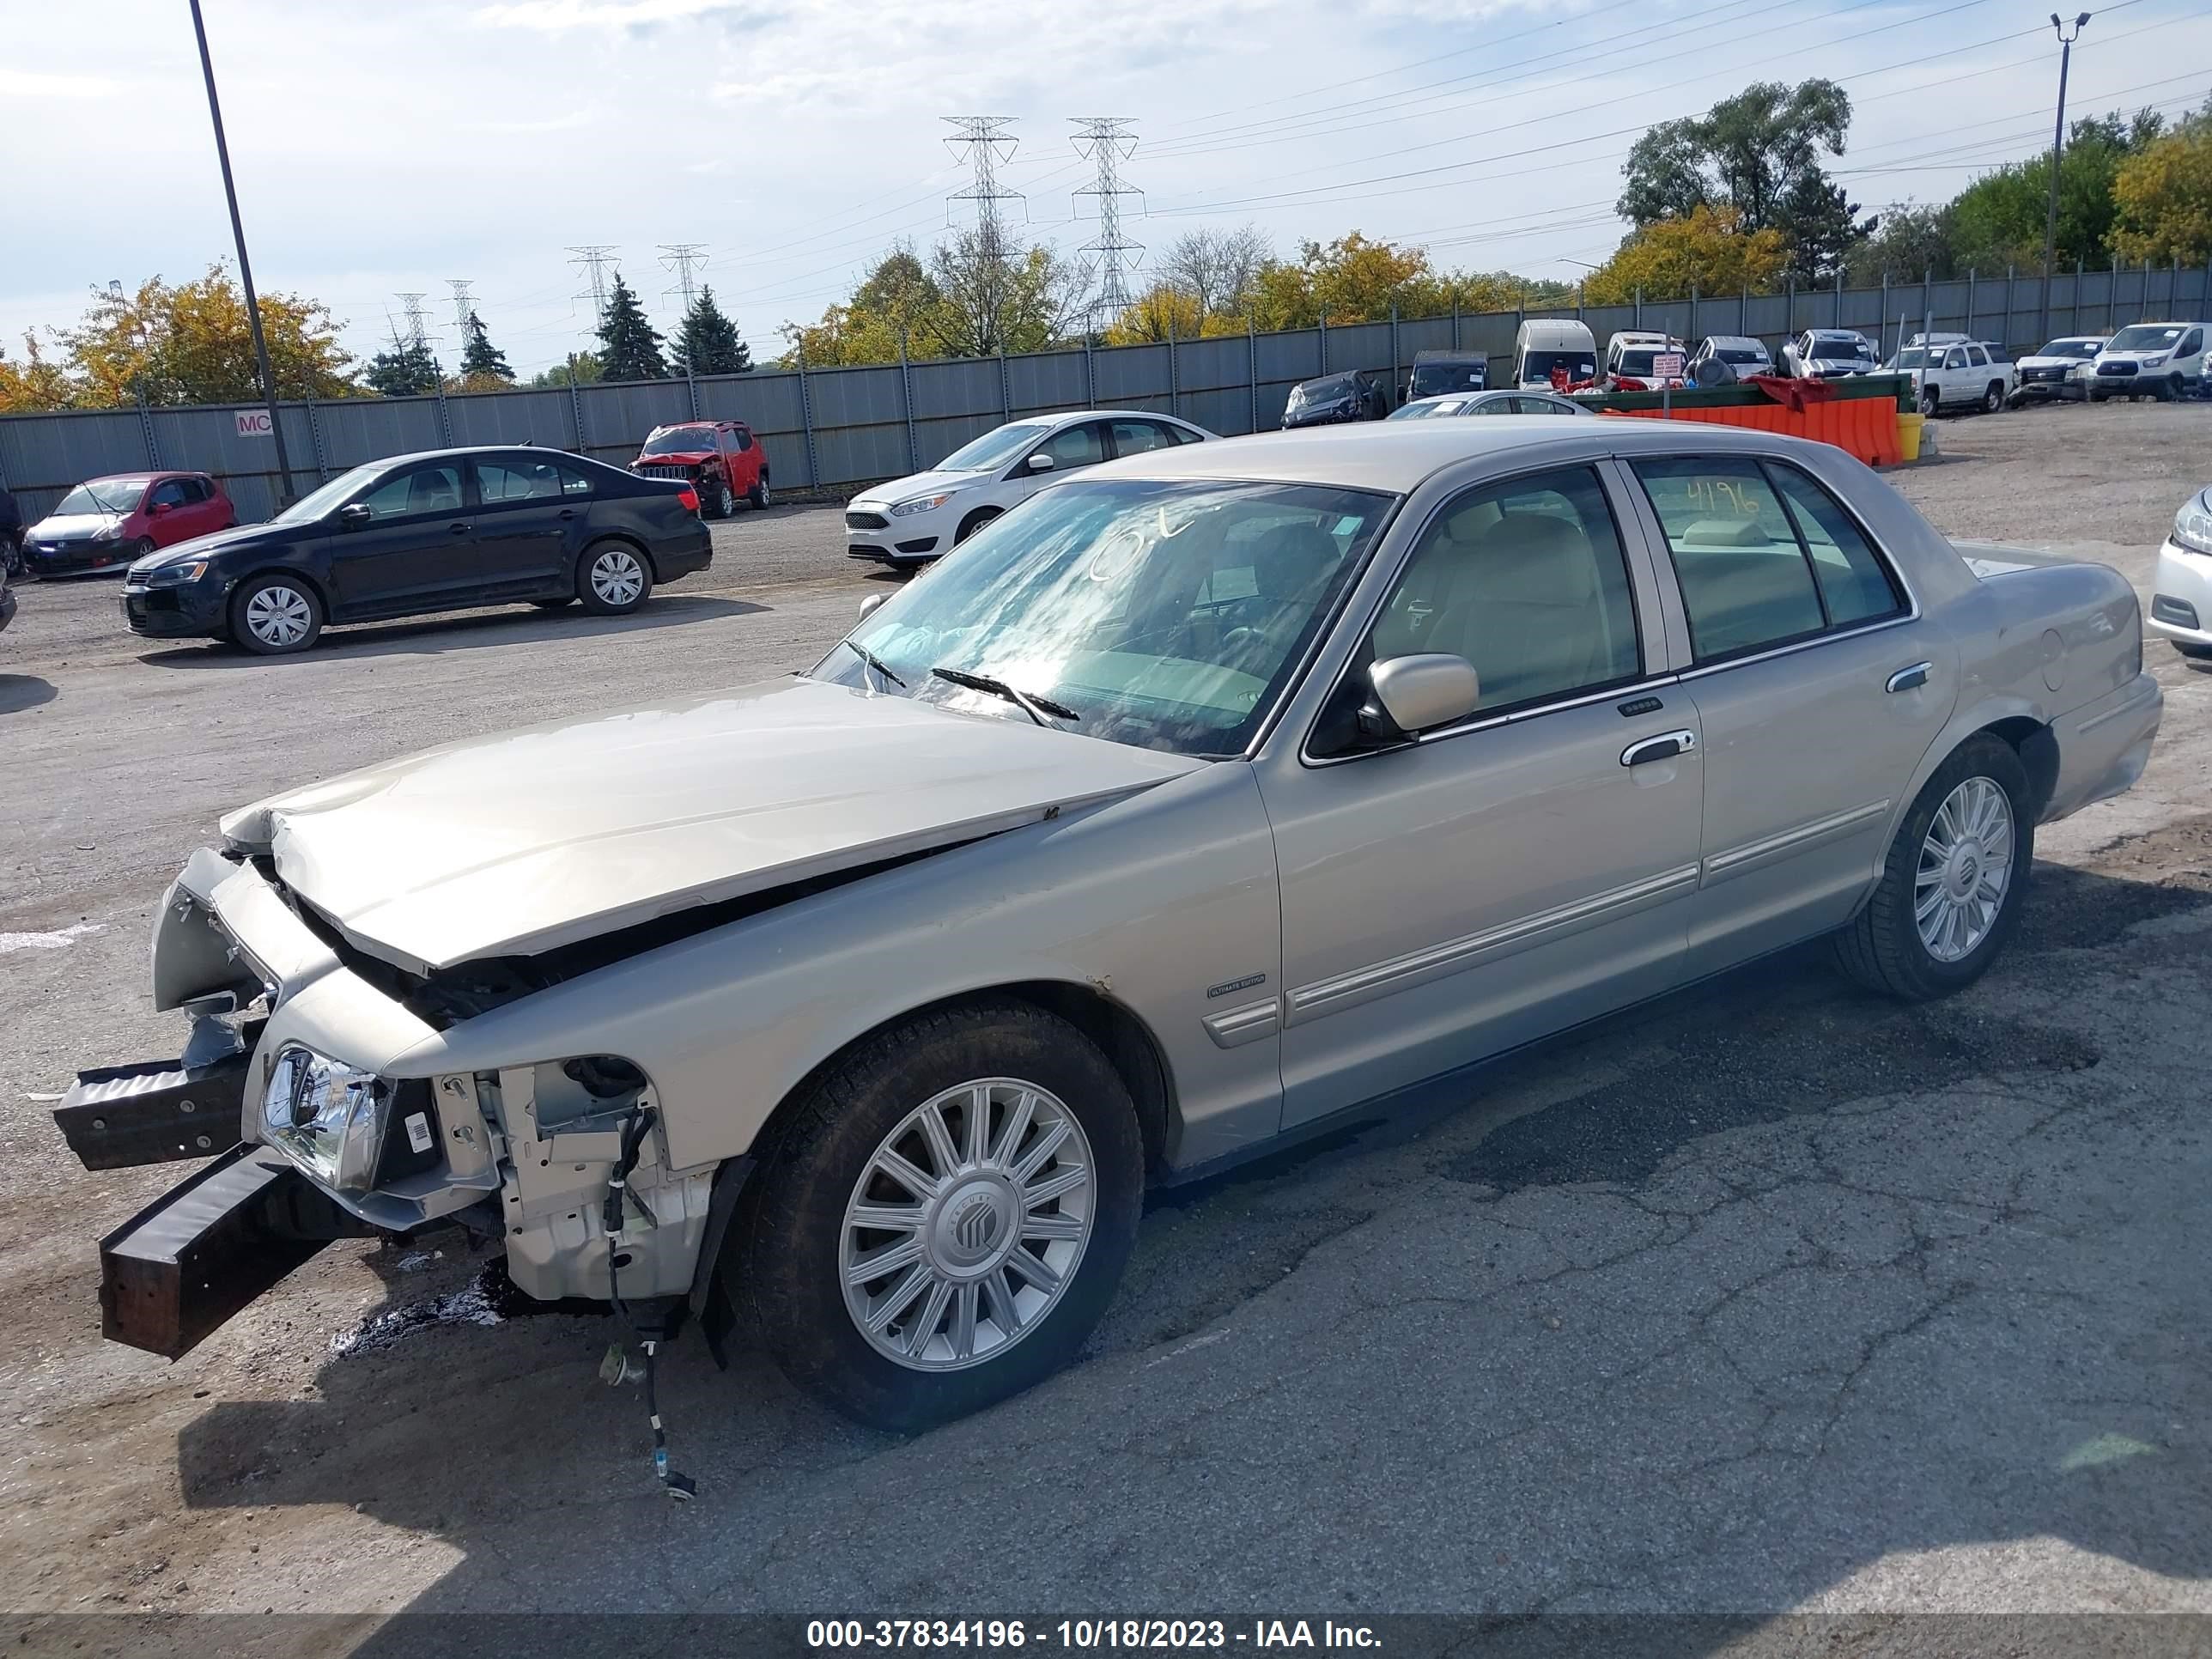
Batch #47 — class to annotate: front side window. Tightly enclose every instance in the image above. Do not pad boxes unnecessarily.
[1027,422,1104,473]
[1319,465,1641,748]
[476,459,564,502]
[1631,457,1901,662]
[357,464,464,521]
[1946,349,1968,370]
[813,478,1393,758]
[146,479,189,509]
[2180,329,2203,357]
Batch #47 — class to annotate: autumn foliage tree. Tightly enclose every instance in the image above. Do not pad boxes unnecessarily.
[2110,104,2212,265]
[54,265,356,407]
[1583,206,1790,306]
[0,335,77,413]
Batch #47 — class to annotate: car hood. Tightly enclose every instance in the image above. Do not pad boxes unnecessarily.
[29,512,127,541]
[2094,350,2168,366]
[127,520,284,575]
[853,471,981,510]
[219,676,1206,975]
[2019,355,2085,369]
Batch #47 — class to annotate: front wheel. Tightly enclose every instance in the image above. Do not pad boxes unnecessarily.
[2166,373,2186,403]
[2088,390,2107,404]
[2173,641,2212,661]
[577,542,653,615]
[1982,382,2005,414]
[709,479,737,519]
[230,573,324,655]
[1832,735,2033,1001]
[1919,386,1940,416]
[732,1000,1144,1432]
[954,507,1000,545]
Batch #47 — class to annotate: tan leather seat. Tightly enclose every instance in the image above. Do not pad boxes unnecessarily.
[1389,514,1614,708]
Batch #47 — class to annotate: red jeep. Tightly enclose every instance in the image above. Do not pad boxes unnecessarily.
[629,422,770,519]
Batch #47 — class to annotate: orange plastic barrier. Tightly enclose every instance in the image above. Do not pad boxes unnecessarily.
[1600,396,1902,465]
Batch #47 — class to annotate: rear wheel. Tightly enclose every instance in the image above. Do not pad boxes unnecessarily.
[529,596,574,610]
[229,573,324,655]
[1832,735,2032,1001]
[576,542,653,615]
[732,1000,1144,1432]
[748,471,772,511]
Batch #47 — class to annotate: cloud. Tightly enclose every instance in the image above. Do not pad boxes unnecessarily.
[471,0,752,27]
[0,68,118,98]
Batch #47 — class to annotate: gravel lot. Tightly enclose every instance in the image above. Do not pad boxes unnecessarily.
[3,404,2209,1650]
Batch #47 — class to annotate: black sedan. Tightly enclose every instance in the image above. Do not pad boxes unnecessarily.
[1281,368,1394,428]
[120,447,713,655]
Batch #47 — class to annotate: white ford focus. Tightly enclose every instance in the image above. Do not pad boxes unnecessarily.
[845,410,1214,567]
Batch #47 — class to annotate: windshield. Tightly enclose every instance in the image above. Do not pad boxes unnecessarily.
[641,426,717,456]
[1717,346,1765,364]
[2106,325,2185,352]
[55,479,146,517]
[1812,337,1872,361]
[1409,361,1486,397]
[812,478,1395,757]
[939,422,1053,472]
[1389,398,1465,419]
[1522,350,1595,383]
[273,462,382,525]
[1617,349,1659,377]
[2037,339,2100,358]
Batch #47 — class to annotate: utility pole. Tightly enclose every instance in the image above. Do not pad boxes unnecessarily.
[660,244,708,314]
[568,245,618,337]
[2039,12,2091,348]
[1072,118,1143,336]
[186,0,296,503]
[447,279,475,337]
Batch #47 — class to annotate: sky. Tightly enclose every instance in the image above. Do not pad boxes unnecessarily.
[7,0,2212,381]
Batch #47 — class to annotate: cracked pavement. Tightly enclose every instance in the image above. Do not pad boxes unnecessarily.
[2,405,2209,1645]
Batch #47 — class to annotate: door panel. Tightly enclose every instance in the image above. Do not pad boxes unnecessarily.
[1262,461,1701,1129]
[325,462,469,613]
[469,458,575,588]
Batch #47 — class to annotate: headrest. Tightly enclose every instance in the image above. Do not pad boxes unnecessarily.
[1466,513,1600,605]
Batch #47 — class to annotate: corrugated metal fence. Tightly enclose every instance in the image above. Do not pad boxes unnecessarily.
[3,261,2205,523]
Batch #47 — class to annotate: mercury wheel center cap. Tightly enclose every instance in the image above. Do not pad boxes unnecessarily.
[930,1176,1015,1274]
[1946,841,1984,898]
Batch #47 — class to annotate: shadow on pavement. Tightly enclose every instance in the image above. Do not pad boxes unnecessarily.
[166,848,2212,1633]
[134,594,766,669]
[0,674,58,714]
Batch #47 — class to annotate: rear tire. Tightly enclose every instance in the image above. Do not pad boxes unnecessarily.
[229,573,324,655]
[748,472,772,511]
[576,541,653,615]
[1832,734,2033,1001]
[529,596,574,610]
[733,1000,1144,1432]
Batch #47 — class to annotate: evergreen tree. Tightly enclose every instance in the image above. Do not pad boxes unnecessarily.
[595,273,665,381]
[364,334,439,397]
[669,285,752,376]
[459,310,514,384]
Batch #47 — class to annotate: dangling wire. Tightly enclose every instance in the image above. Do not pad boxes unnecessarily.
[605,1105,697,1501]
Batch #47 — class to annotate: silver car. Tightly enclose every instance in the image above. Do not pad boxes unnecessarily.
[61,420,2162,1437]
[1389,390,1595,419]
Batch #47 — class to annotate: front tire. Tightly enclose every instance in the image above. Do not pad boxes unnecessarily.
[229,573,324,655]
[2172,641,2212,661]
[1919,386,1940,417]
[1982,382,2005,414]
[733,1000,1144,1432]
[955,507,1000,545]
[577,542,653,615]
[709,478,737,520]
[2166,373,2186,403]
[1832,735,2033,1001]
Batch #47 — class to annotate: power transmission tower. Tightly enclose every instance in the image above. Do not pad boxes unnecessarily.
[396,292,431,349]
[446,279,475,336]
[568,245,618,324]
[1072,118,1143,331]
[660,243,708,313]
[943,117,1023,247]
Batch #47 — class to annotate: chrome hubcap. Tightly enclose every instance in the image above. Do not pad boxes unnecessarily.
[840,1078,1094,1372]
[1916,776,2014,962]
[245,586,312,646]
[590,550,644,605]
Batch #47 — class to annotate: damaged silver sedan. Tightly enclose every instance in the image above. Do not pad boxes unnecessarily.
[60,420,2161,1443]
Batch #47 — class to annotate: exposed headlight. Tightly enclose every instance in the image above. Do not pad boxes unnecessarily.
[262,1045,392,1193]
[138,560,209,586]
[890,492,954,517]
[88,526,123,543]
[2174,492,2212,557]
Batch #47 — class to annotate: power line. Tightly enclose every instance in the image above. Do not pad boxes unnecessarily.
[1072,118,1144,330]
[944,116,1024,244]
[660,243,708,313]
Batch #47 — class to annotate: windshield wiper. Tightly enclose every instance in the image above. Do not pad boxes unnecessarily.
[930,665,1079,726]
[840,638,906,689]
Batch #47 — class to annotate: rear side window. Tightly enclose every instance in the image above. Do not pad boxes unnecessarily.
[477,459,564,501]
[1631,458,1902,661]
[558,465,595,496]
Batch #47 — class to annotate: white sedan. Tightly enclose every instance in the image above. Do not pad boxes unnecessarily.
[845,410,1215,566]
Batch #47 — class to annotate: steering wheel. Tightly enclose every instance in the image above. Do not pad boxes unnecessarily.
[1218,626,1267,657]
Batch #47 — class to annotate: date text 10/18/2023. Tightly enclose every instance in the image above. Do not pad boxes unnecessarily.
[806,1620,1382,1650]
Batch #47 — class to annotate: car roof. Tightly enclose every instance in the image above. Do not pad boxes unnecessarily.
[1411,349,1485,361]
[1088,415,1794,494]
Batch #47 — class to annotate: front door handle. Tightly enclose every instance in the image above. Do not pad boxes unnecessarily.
[558,508,577,520]
[1886,661,1932,693]
[1621,729,1697,767]
[447,520,472,534]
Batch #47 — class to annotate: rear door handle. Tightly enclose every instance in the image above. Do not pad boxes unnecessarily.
[1621,729,1697,767]
[447,520,472,534]
[1886,661,1932,693]
[557,508,577,520]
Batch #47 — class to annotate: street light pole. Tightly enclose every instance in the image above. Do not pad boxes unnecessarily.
[187,0,297,505]
[2039,11,2091,350]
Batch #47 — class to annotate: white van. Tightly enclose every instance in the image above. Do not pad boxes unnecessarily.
[2087,321,2208,403]
[1514,319,1598,391]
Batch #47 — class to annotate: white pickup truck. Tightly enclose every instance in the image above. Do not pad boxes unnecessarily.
[1892,337,2016,416]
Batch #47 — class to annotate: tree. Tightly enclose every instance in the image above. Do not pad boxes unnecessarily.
[1105,283,1204,345]
[529,352,602,388]
[780,246,945,366]
[1248,233,1436,330]
[925,225,1091,358]
[53,264,356,406]
[2110,103,2212,265]
[0,333,77,413]
[1948,110,2165,273]
[595,272,665,381]
[1583,206,1790,306]
[1846,201,1959,285]
[364,334,440,397]
[457,310,514,388]
[1157,225,1271,321]
[670,285,752,376]
[1619,82,1871,280]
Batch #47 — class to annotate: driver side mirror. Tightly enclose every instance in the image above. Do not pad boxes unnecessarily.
[1362,653,1480,743]
[337,502,373,531]
[858,592,888,622]
[149,501,174,516]
[1025,453,1055,472]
